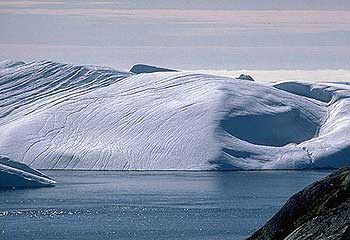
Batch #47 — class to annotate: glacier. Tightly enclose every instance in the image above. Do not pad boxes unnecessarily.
[0,60,349,170]
[0,156,56,189]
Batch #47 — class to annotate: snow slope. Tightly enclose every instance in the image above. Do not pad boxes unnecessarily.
[0,60,349,170]
[0,156,56,189]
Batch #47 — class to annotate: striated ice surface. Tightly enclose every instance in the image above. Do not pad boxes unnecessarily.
[0,60,349,170]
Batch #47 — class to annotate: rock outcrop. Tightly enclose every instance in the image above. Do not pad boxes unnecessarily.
[248,167,350,240]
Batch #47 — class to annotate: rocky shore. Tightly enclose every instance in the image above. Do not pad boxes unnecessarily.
[248,168,350,240]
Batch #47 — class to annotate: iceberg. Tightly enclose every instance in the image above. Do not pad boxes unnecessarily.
[236,74,255,81]
[130,64,176,74]
[0,156,56,189]
[0,60,349,170]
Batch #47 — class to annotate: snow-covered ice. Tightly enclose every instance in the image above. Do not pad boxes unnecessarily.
[0,156,56,188]
[0,60,349,170]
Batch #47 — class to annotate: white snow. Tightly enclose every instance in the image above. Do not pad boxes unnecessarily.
[0,60,349,170]
[0,156,56,188]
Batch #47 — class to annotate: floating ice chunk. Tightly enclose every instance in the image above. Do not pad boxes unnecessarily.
[0,156,56,189]
[130,64,176,74]
[237,74,255,81]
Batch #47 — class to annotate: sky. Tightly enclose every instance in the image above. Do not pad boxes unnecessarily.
[1,0,350,71]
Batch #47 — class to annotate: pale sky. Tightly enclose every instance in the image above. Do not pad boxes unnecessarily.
[1,0,350,70]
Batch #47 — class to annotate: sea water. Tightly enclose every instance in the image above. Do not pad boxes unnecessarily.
[0,170,330,240]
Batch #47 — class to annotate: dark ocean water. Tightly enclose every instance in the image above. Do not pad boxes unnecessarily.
[0,170,330,240]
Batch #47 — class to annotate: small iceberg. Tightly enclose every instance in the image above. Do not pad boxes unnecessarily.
[0,156,56,189]
[236,74,255,81]
[130,64,176,74]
